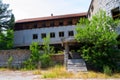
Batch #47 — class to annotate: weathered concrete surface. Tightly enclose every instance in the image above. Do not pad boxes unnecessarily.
[0,70,40,80]
[0,50,30,67]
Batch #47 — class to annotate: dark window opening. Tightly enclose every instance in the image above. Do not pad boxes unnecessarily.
[68,31,74,36]
[50,32,55,38]
[42,22,46,27]
[117,35,120,49]
[68,20,73,25]
[33,34,38,39]
[111,7,120,19]
[59,32,64,37]
[41,33,46,39]
[50,21,54,26]
[91,5,94,12]
[34,24,37,28]
[59,21,63,26]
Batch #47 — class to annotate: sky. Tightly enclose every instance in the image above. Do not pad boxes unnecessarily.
[3,0,91,21]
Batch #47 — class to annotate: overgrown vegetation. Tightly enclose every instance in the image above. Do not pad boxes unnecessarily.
[7,56,13,69]
[24,35,54,69]
[75,10,120,72]
[0,0,15,50]
[40,65,120,78]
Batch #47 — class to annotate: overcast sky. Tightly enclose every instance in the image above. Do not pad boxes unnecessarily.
[3,0,91,21]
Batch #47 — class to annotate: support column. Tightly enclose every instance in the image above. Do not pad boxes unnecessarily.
[64,43,69,68]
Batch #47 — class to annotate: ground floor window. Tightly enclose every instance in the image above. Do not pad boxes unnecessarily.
[41,33,46,39]
[33,34,38,39]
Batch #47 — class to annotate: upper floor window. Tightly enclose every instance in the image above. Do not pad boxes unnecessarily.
[91,5,94,12]
[41,33,46,39]
[34,24,37,28]
[50,21,54,27]
[33,34,38,39]
[59,31,64,37]
[42,22,46,27]
[111,7,120,19]
[59,21,63,26]
[50,32,55,38]
[68,20,73,25]
[68,31,74,36]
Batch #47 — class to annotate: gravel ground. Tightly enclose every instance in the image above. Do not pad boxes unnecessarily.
[0,70,120,80]
[0,70,40,80]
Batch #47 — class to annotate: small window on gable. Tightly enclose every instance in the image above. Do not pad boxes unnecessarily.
[33,34,38,39]
[50,32,55,38]
[41,33,46,39]
[59,21,63,26]
[59,31,64,37]
[68,31,74,36]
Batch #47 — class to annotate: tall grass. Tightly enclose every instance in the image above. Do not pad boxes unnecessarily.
[40,65,120,79]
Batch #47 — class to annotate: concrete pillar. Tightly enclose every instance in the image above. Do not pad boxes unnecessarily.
[64,43,69,67]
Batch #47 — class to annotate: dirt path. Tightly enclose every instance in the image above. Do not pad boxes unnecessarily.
[0,70,40,80]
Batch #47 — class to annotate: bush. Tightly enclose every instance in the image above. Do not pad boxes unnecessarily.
[40,54,53,68]
[75,10,120,71]
[7,56,13,69]
[103,66,112,76]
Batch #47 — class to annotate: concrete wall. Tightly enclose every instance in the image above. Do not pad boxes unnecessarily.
[0,50,30,67]
[88,0,120,18]
[0,50,64,67]
[14,25,76,47]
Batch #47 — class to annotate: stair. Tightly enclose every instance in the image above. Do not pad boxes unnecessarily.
[67,59,87,72]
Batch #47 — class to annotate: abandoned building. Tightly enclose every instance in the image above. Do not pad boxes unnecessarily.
[14,13,87,51]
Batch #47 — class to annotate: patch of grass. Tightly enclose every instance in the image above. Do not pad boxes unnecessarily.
[42,65,74,78]
[0,67,9,71]
[40,65,120,79]
[33,70,41,75]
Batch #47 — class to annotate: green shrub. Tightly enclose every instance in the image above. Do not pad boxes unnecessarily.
[75,10,120,71]
[7,56,13,69]
[40,54,53,68]
[103,66,112,76]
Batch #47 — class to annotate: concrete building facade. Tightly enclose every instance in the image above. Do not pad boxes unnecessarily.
[14,13,86,49]
[88,0,120,19]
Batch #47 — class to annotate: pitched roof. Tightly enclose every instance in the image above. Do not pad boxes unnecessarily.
[16,12,87,23]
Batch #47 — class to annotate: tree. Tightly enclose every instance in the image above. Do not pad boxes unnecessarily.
[0,29,13,50]
[0,0,14,50]
[75,10,120,71]
[0,0,14,32]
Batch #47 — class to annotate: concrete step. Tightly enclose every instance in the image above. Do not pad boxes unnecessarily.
[67,59,87,72]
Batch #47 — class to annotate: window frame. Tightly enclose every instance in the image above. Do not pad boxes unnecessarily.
[59,31,64,37]
[33,34,38,40]
[68,31,74,37]
[50,32,55,38]
[41,33,46,39]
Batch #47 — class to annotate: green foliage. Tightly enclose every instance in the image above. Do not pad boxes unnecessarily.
[75,10,120,71]
[43,35,55,54]
[0,0,15,50]
[40,35,54,68]
[40,54,52,68]
[30,42,40,63]
[0,29,13,50]
[24,36,55,69]
[24,42,40,70]
[0,0,14,32]
[7,56,13,69]
[103,66,112,76]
